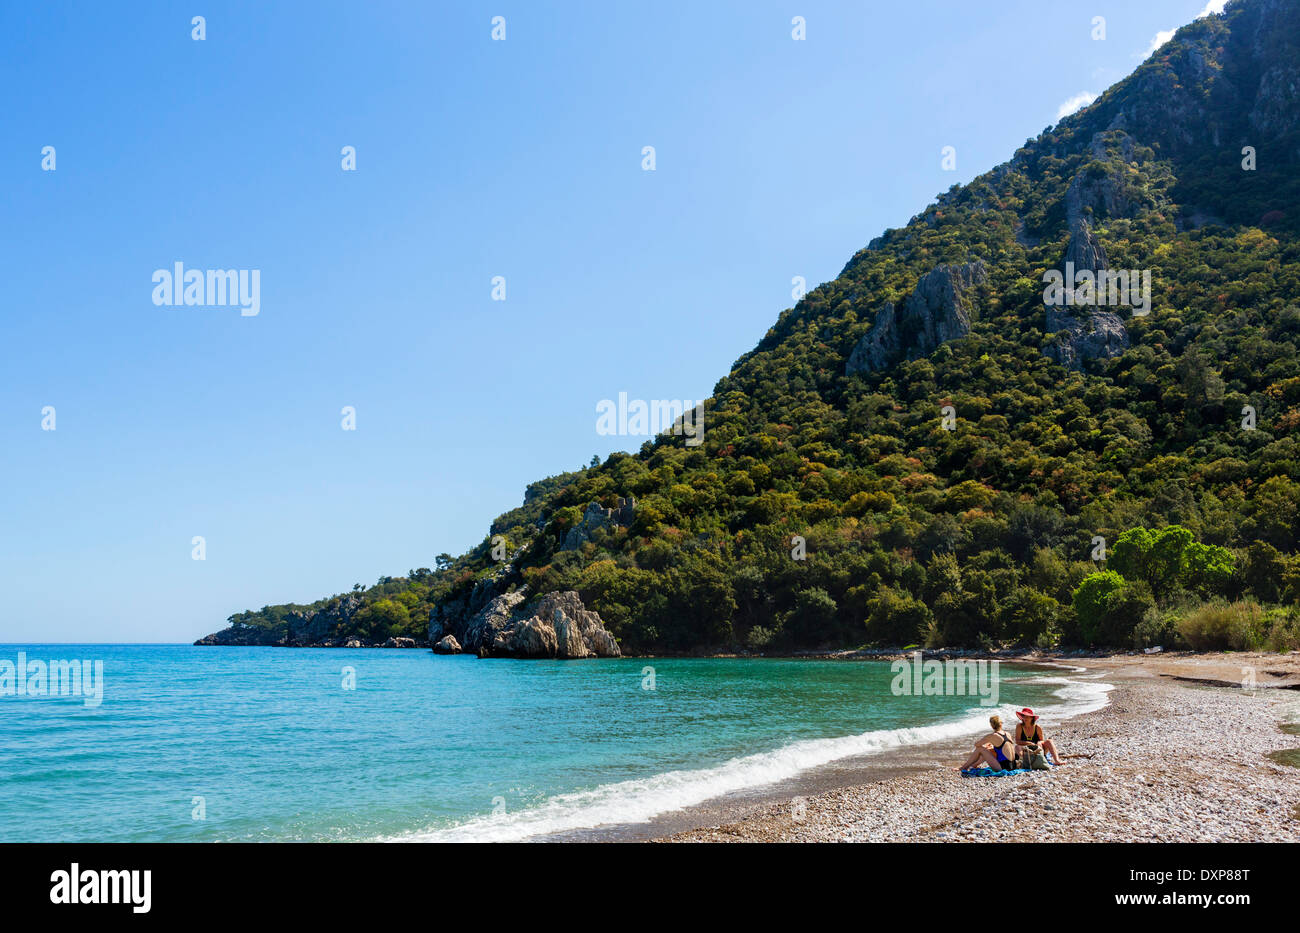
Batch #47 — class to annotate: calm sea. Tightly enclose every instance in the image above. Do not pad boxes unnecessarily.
[0,645,1108,842]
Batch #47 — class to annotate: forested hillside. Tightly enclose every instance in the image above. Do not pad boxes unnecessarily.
[202,0,1300,654]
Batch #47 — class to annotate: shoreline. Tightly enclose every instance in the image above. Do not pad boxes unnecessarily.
[542,657,1102,842]
[632,652,1300,843]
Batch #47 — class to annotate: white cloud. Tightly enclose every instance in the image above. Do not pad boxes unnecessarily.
[1145,0,1229,58]
[1057,91,1099,121]
[1145,28,1177,57]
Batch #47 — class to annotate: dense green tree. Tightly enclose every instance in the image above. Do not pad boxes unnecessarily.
[864,587,933,646]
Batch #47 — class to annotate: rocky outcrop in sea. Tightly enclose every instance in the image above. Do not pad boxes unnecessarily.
[432,635,463,654]
[434,589,621,659]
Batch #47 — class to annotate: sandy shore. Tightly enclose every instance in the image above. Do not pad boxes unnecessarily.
[654,652,1300,843]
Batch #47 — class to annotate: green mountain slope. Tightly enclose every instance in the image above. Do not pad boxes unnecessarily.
[200,0,1300,653]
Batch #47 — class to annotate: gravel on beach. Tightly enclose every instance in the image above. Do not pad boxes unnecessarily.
[659,654,1300,843]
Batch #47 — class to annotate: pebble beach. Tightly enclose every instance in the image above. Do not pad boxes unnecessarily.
[656,653,1300,843]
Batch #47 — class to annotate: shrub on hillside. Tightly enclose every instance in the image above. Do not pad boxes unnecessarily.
[1176,601,1265,651]
[1263,607,1300,653]
[1131,607,1188,650]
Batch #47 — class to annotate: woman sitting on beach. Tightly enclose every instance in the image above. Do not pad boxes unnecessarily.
[1014,708,1063,765]
[958,715,1019,771]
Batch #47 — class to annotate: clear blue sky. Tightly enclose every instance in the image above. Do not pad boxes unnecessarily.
[1,1,1217,642]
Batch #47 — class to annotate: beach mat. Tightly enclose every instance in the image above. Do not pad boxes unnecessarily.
[960,766,1050,777]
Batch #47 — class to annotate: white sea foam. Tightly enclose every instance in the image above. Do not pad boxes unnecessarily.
[388,671,1113,843]
[1015,674,1114,723]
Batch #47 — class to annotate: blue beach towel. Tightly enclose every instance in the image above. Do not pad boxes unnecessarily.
[960,766,1047,777]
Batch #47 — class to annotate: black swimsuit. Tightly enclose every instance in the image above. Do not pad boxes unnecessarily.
[993,731,1014,766]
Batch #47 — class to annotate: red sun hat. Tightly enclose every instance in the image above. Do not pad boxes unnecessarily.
[1014,708,1038,721]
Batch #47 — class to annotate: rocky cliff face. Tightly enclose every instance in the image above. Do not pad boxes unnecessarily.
[562,498,635,550]
[456,589,528,652]
[846,260,987,375]
[1078,0,1298,158]
[1044,302,1130,371]
[442,589,621,659]
[1040,138,1142,370]
[1250,62,1300,139]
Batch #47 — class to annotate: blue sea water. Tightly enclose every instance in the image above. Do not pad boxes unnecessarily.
[0,645,1108,842]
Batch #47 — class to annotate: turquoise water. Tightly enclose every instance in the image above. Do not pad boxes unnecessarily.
[0,646,1106,842]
